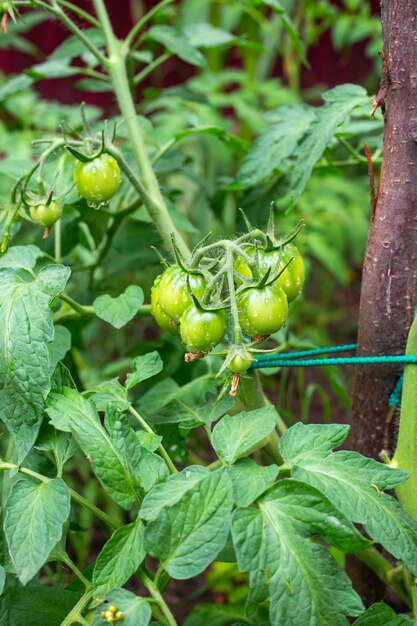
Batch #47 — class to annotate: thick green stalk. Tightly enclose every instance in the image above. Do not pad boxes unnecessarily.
[356,548,410,607]
[392,315,417,516]
[128,406,178,475]
[92,0,190,258]
[392,315,417,617]
[139,572,178,626]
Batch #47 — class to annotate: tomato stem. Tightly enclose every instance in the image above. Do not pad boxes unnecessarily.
[91,0,190,258]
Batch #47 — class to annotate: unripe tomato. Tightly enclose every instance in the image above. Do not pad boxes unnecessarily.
[158,266,206,323]
[29,200,62,227]
[234,244,304,302]
[238,283,288,337]
[228,350,253,373]
[151,274,180,336]
[180,305,227,353]
[74,154,121,203]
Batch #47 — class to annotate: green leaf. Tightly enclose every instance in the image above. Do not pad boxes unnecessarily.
[211,406,278,464]
[0,566,5,596]
[125,352,163,391]
[145,469,233,579]
[35,422,78,473]
[4,478,70,585]
[147,25,206,67]
[85,378,130,412]
[237,105,314,187]
[93,520,146,600]
[48,325,71,374]
[183,23,236,48]
[0,577,81,626]
[279,423,417,574]
[147,392,233,427]
[283,84,369,209]
[140,466,209,522]
[264,0,307,64]
[0,74,33,102]
[92,589,151,626]
[46,388,143,509]
[353,603,413,625]
[228,458,278,507]
[232,480,364,624]
[26,60,80,79]
[49,28,104,62]
[93,285,144,329]
[0,264,70,462]
[0,244,42,271]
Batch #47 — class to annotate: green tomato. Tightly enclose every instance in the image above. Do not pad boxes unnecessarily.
[228,350,253,373]
[151,274,180,336]
[158,266,206,323]
[180,305,227,353]
[238,283,288,337]
[234,244,305,302]
[29,200,62,227]
[74,154,121,203]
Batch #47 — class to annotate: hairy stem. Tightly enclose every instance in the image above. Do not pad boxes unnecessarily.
[128,406,178,475]
[91,0,189,257]
[139,572,178,626]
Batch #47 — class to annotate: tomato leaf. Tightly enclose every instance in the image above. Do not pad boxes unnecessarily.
[0,244,42,271]
[279,423,417,574]
[140,465,209,522]
[146,25,206,67]
[4,478,70,585]
[228,458,278,507]
[125,351,163,391]
[92,520,146,600]
[46,388,146,508]
[0,566,5,596]
[92,589,151,626]
[93,285,144,329]
[352,603,413,625]
[48,325,71,374]
[144,468,233,579]
[211,406,278,464]
[232,480,365,624]
[237,105,315,188]
[0,577,82,626]
[282,84,370,209]
[0,264,70,462]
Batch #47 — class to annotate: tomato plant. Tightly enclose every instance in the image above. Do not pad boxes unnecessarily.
[0,1,416,626]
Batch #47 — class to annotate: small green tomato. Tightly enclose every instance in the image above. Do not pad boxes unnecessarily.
[180,305,227,353]
[74,154,121,203]
[151,274,180,336]
[158,266,206,323]
[234,244,305,302]
[29,200,62,227]
[238,283,288,337]
[228,350,253,373]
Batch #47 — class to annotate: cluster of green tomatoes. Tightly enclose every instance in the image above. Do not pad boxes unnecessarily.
[28,153,121,230]
[151,234,304,379]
